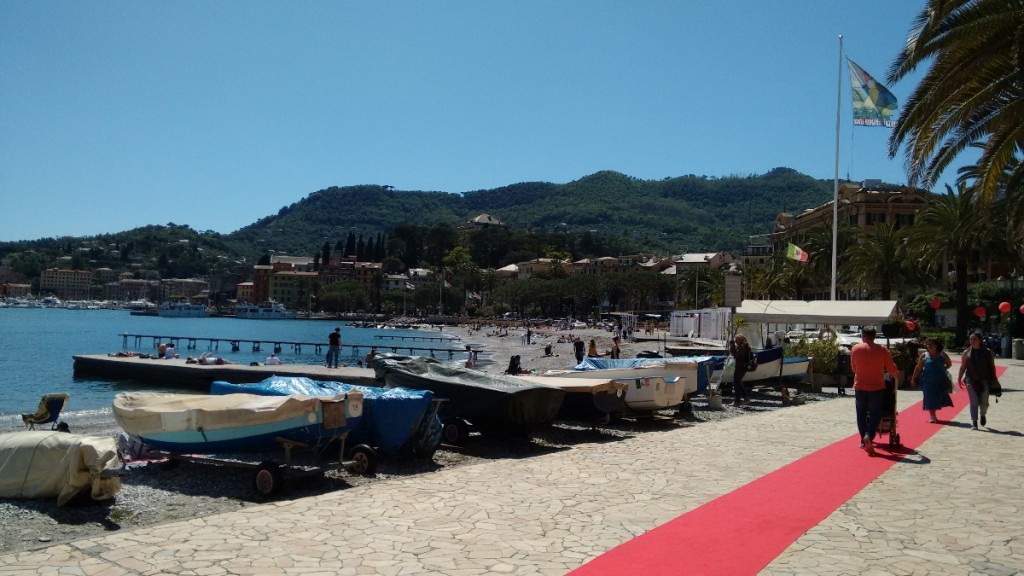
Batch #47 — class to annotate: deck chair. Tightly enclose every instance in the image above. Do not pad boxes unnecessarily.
[21,393,70,430]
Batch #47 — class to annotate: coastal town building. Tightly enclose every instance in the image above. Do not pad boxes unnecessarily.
[39,268,93,299]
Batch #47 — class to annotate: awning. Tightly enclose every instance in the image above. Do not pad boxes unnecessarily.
[734,299,898,326]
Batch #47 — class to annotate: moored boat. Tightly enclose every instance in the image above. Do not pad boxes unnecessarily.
[510,374,627,421]
[112,390,363,453]
[234,301,297,320]
[371,354,565,443]
[209,376,442,459]
[713,346,786,383]
[156,301,211,318]
[780,356,811,383]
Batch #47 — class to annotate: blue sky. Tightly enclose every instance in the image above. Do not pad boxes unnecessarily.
[1,1,954,242]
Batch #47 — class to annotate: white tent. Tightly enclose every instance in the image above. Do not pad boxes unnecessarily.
[734,300,899,326]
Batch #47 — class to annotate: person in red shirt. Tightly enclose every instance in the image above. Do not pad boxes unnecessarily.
[850,327,898,456]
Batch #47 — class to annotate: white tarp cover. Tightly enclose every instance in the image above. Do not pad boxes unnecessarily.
[0,431,122,506]
[734,300,899,326]
[112,392,362,437]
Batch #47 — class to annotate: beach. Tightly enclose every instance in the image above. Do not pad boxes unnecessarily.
[1,321,831,555]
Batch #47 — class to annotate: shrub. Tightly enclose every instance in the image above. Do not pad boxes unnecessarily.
[787,338,839,374]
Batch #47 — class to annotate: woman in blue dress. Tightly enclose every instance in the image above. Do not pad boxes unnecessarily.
[910,338,954,423]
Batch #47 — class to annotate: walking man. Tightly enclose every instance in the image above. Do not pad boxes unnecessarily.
[326,327,342,368]
[850,327,898,456]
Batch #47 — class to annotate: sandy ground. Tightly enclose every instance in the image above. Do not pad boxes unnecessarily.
[447,323,671,374]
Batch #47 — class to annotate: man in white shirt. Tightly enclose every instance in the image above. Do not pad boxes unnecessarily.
[266,353,282,365]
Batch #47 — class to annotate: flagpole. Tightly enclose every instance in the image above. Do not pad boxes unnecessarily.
[831,34,843,302]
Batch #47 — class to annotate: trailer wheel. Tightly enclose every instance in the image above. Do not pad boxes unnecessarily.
[348,444,378,476]
[254,461,284,496]
[442,418,470,446]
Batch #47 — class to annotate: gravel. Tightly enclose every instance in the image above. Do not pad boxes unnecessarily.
[0,386,841,555]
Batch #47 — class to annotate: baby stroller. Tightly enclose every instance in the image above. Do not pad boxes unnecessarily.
[876,374,901,448]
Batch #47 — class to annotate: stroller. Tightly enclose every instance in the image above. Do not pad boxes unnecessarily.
[876,374,901,449]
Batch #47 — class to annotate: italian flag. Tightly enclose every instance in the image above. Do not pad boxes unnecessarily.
[786,243,809,263]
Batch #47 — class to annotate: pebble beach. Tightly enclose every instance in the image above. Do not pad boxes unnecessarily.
[0,323,835,555]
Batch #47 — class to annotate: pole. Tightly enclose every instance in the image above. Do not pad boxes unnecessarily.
[832,34,843,301]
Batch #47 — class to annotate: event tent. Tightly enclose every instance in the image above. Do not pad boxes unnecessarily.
[734,300,899,326]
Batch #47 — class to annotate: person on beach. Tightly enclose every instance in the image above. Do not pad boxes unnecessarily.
[910,338,953,422]
[365,346,378,367]
[326,327,341,368]
[574,337,586,364]
[609,336,621,359]
[728,334,752,407]
[958,331,999,430]
[587,339,600,358]
[163,342,176,359]
[265,353,282,365]
[850,327,898,456]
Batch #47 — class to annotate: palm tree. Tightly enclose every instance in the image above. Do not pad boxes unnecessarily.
[905,183,990,341]
[887,0,1024,201]
[845,223,923,300]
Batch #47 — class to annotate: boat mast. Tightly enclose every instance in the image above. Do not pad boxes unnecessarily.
[831,35,843,301]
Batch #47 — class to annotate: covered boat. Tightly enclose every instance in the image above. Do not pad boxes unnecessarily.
[0,431,122,506]
[210,376,441,459]
[509,374,627,421]
[540,357,712,412]
[112,390,363,453]
[371,354,565,442]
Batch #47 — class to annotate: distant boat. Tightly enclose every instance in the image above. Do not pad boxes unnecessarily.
[156,301,212,318]
[234,301,297,320]
[539,357,708,413]
[113,390,364,453]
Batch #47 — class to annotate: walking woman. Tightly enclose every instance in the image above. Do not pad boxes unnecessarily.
[910,338,953,423]
[958,331,998,430]
[729,334,752,407]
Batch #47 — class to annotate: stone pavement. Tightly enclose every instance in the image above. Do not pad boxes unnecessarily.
[0,359,1021,575]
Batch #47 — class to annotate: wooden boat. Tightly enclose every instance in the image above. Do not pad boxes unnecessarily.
[112,390,363,453]
[510,374,627,420]
[371,354,565,444]
[0,431,122,506]
[539,357,714,412]
[713,347,786,383]
[779,356,811,383]
[210,376,442,459]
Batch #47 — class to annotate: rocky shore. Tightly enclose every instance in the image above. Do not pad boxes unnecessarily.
[0,325,839,555]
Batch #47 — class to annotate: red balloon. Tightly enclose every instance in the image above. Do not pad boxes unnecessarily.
[930,298,941,309]
[905,320,916,331]
[975,306,986,318]
[999,301,1011,313]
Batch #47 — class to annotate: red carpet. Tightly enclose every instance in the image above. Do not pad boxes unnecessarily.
[571,367,1007,576]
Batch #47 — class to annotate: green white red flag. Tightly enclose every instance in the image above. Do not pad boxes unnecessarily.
[786,243,809,263]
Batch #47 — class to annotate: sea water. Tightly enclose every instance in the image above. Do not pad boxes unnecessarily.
[0,308,458,428]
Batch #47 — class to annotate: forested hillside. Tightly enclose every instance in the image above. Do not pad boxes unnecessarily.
[228,167,833,258]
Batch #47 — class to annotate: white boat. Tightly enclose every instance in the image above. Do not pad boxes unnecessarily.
[0,431,122,506]
[713,347,786,383]
[234,301,297,320]
[113,391,364,453]
[780,356,811,382]
[156,301,211,317]
[539,357,709,413]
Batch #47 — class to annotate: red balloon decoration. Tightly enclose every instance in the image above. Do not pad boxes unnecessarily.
[975,306,986,318]
[999,301,1011,313]
[1020,304,1024,315]
[930,298,941,309]
[905,320,916,331]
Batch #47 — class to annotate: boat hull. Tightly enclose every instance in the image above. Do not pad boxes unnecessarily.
[113,391,363,453]
[540,357,712,412]
[372,354,565,437]
[210,376,442,459]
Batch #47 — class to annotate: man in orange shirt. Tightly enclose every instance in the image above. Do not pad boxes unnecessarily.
[850,327,898,456]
